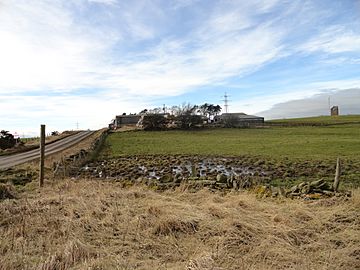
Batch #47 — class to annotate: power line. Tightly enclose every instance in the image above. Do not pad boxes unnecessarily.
[222,92,230,113]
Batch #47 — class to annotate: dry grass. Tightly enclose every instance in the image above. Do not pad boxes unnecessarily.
[12,129,107,172]
[43,129,107,168]
[0,183,18,200]
[0,179,359,269]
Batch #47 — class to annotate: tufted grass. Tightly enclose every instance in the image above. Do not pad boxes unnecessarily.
[0,179,359,269]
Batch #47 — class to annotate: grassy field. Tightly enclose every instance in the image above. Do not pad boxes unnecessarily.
[106,124,360,161]
[1,117,360,270]
[1,180,359,269]
[104,117,360,187]
[268,115,360,125]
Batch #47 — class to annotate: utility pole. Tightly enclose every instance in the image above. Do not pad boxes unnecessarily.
[39,124,45,187]
[163,104,166,114]
[328,96,331,114]
[76,122,79,130]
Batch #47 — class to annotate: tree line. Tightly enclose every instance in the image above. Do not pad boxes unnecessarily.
[138,103,222,130]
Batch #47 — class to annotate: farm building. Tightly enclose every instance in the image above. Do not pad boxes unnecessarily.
[110,115,142,129]
[215,113,264,127]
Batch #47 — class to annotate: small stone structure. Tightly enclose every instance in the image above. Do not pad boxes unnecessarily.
[111,115,142,129]
[331,106,339,116]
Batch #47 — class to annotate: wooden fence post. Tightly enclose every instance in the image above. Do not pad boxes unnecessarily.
[39,124,45,187]
[333,157,341,192]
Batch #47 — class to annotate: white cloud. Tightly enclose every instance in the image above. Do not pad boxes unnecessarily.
[300,27,360,54]
[0,0,286,96]
[1,0,359,133]
[0,0,114,93]
[171,0,200,9]
[258,88,360,119]
[87,0,117,5]
[0,93,151,136]
[229,79,360,117]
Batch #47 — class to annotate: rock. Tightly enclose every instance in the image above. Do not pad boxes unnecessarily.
[322,190,334,196]
[290,184,300,193]
[216,174,228,183]
[271,186,279,197]
[304,193,322,200]
[298,182,307,189]
[159,174,172,183]
[279,187,287,197]
[227,174,234,188]
[233,180,238,190]
[191,164,197,177]
[309,179,325,188]
[301,184,310,194]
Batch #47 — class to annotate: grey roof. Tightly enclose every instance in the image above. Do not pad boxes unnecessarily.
[221,113,263,119]
[116,115,141,118]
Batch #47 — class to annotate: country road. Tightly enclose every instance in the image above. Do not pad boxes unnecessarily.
[0,130,95,169]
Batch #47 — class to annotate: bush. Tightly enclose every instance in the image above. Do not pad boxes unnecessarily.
[0,130,16,150]
[141,114,169,130]
[176,114,203,129]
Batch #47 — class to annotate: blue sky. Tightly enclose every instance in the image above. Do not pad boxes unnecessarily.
[0,0,359,136]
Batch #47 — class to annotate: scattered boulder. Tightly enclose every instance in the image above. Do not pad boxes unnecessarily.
[256,179,351,199]
[216,173,228,183]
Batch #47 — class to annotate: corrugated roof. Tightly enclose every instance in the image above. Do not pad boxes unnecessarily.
[221,113,263,119]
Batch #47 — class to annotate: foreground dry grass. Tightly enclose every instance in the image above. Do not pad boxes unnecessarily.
[1,180,359,270]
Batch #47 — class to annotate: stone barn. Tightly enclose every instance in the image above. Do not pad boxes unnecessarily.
[215,113,264,127]
[112,115,142,129]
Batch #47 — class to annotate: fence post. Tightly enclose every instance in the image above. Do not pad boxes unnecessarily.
[39,124,45,187]
[333,157,341,192]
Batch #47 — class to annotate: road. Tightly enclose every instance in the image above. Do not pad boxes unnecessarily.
[0,131,94,170]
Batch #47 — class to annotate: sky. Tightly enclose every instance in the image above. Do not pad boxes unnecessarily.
[0,0,359,136]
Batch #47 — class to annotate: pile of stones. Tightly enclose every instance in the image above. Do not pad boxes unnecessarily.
[255,179,351,199]
[76,156,269,190]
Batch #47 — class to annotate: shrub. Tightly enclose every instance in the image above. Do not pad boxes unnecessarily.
[141,114,169,130]
[176,114,203,129]
[0,130,16,150]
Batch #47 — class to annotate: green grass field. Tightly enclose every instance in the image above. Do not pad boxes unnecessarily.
[268,115,360,125]
[106,124,360,161]
[103,117,360,187]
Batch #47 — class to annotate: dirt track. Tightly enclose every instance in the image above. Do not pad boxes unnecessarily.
[0,131,94,169]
